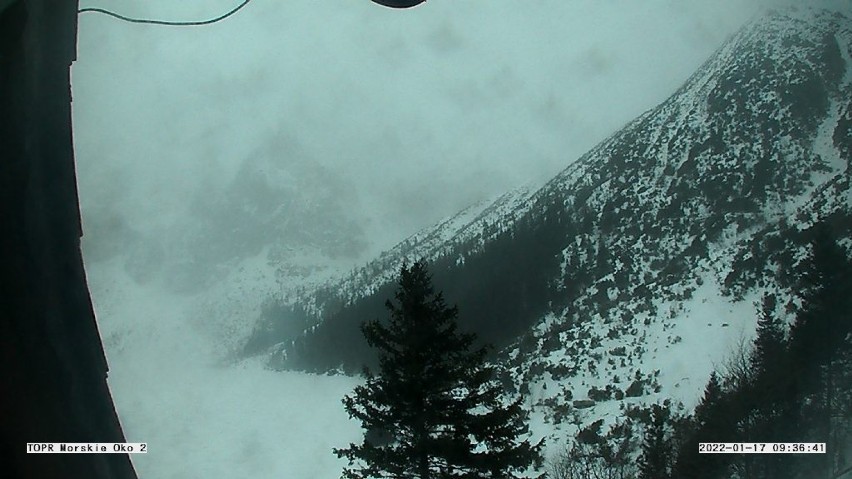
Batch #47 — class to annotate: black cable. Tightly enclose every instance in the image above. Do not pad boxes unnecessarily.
[78,0,252,26]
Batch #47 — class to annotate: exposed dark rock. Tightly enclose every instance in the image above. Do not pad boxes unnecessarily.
[573,399,596,409]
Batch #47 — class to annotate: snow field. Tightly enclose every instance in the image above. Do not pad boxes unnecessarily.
[89,259,362,479]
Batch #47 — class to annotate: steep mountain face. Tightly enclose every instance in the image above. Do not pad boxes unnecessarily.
[82,141,374,357]
[240,184,540,356]
[83,147,367,294]
[251,8,851,429]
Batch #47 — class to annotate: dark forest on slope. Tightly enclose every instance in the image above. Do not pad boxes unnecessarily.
[246,11,852,384]
[253,192,572,372]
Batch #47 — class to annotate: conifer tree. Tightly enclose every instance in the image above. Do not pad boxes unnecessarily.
[743,294,796,477]
[750,294,792,431]
[673,372,731,479]
[752,294,786,381]
[638,404,672,479]
[787,223,852,478]
[789,223,852,372]
[694,372,723,430]
[334,261,543,479]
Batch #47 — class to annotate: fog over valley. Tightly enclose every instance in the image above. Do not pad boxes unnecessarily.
[69,1,851,477]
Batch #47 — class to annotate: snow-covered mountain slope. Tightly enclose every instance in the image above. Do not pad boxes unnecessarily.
[250,8,851,441]
[499,5,852,418]
[294,183,539,308]
[83,145,381,360]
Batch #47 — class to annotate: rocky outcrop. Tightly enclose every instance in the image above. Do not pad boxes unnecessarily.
[0,1,137,477]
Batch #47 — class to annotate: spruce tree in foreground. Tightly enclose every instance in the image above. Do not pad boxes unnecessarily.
[334,261,543,479]
[638,404,672,479]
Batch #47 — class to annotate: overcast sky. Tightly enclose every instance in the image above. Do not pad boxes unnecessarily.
[69,4,852,476]
[71,0,824,263]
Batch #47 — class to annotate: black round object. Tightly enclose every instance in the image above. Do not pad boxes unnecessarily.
[370,0,427,8]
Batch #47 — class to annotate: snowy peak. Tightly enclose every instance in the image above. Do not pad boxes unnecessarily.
[251,9,851,431]
[547,8,849,210]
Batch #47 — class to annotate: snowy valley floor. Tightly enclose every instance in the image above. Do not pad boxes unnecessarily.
[90,259,363,478]
[89,253,756,477]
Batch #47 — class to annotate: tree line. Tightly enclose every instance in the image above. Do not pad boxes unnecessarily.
[549,222,852,479]
[334,220,850,478]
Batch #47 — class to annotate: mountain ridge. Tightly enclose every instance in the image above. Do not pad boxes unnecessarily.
[249,9,851,437]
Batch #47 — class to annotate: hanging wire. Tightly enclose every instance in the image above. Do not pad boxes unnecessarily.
[78,0,252,26]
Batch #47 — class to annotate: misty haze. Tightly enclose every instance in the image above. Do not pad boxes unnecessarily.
[65,0,852,478]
